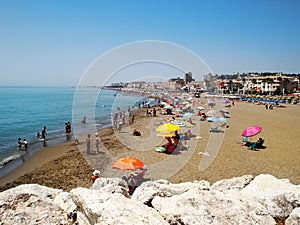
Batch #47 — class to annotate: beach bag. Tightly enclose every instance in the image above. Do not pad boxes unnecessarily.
[167,145,175,153]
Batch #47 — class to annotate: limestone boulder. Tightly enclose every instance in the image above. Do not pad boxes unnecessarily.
[241,174,300,219]
[286,207,300,225]
[151,188,275,225]
[132,179,210,205]
[211,174,253,191]
[92,177,129,197]
[70,187,168,225]
[1,174,299,225]
[0,184,78,225]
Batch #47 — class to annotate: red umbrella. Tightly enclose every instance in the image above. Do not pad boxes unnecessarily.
[241,126,262,137]
[112,157,144,171]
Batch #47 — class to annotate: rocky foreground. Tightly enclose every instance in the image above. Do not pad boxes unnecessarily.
[0,174,299,225]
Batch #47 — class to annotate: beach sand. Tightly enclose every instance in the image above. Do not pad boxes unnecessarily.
[1,102,300,192]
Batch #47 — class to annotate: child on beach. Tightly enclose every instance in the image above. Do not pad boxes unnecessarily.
[17,138,28,149]
[17,138,22,149]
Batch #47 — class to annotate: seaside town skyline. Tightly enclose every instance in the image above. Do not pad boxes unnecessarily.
[103,71,300,96]
[1,1,300,87]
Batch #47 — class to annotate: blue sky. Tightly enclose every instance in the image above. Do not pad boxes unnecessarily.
[0,0,299,86]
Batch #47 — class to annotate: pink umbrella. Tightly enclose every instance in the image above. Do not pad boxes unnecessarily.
[242,126,262,137]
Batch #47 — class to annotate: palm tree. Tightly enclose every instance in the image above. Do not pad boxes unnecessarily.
[283,78,290,94]
[277,76,283,95]
[251,79,257,94]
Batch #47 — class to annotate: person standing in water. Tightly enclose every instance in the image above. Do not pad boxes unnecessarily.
[41,126,47,140]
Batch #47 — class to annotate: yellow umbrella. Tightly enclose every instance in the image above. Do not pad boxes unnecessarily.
[156,133,176,137]
[155,123,180,133]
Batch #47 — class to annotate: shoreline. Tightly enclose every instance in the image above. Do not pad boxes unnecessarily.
[0,89,156,181]
[1,99,300,192]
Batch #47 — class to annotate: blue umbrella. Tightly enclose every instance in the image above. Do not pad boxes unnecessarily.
[207,117,227,123]
[182,112,193,119]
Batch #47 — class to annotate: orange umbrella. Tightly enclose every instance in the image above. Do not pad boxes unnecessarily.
[112,157,144,171]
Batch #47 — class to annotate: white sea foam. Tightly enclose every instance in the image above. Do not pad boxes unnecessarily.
[0,154,21,168]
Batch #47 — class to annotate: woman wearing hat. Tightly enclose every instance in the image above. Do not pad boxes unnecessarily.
[91,170,101,183]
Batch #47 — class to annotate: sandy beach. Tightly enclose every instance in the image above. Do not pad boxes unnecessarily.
[1,100,300,192]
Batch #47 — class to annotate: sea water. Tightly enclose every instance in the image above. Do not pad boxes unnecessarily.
[0,86,150,177]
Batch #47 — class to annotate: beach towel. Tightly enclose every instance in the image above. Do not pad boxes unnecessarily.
[155,146,166,152]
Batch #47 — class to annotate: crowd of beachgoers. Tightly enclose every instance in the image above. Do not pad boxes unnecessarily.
[1,88,299,196]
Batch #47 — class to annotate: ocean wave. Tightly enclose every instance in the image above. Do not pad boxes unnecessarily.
[0,154,23,169]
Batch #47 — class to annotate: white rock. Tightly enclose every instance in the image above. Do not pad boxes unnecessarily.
[241,174,299,219]
[286,207,300,225]
[151,189,275,225]
[0,184,74,225]
[53,191,91,224]
[0,183,62,200]
[211,175,253,191]
[92,177,129,197]
[70,187,168,225]
[131,179,210,204]
[1,174,299,225]
[54,191,77,212]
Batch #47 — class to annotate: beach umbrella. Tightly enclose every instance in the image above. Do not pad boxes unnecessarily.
[207,110,216,116]
[159,101,168,105]
[197,106,205,110]
[182,112,193,119]
[112,157,144,171]
[175,108,183,113]
[207,117,227,123]
[175,104,184,108]
[241,126,262,137]
[156,132,175,137]
[224,99,230,104]
[164,105,173,109]
[156,123,180,133]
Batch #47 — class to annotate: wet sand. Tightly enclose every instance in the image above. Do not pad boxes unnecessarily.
[1,102,300,192]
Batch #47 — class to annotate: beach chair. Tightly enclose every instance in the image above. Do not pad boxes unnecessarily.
[240,137,250,145]
[210,125,218,132]
[242,137,249,142]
